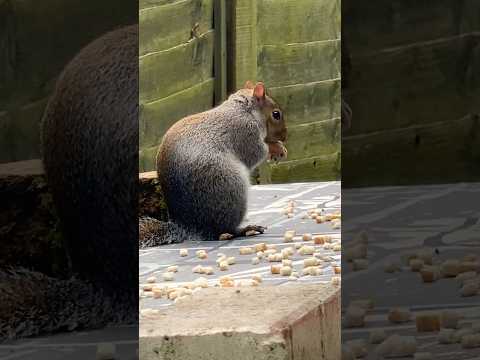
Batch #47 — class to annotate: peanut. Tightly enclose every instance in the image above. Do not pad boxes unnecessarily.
[162,272,174,281]
[280,266,292,276]
[239,247,254,255]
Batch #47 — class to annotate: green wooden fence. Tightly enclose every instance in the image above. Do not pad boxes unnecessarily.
[139,0,216,170]
[342,0,480,187]
[0,0,135,163]
[139,0,341,183]
[0,0,341,184]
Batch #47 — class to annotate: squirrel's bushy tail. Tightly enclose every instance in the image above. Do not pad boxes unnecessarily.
[139,216,204,247]
[0,268,136,341]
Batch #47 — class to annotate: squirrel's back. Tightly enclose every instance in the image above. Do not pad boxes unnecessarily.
[156,88,277,239]
[158,91,269,168]
[41,25,138,303]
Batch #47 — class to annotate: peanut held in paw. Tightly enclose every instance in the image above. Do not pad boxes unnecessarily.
[267,141,287,162]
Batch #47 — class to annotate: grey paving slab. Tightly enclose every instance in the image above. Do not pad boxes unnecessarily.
[342,182,480,359]
[139,181,342,309]
[0,326,138,360]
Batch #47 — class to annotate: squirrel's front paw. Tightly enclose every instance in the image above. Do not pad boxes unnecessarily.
[267,141,287,162]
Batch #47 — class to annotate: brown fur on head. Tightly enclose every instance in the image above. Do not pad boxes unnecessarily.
[243,81,287,144]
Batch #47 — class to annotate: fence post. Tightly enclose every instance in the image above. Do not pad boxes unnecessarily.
[230,0,257,90]
[214,0,227,104]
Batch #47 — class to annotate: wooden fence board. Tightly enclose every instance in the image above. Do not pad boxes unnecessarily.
[139,0,213,55]
[140,0,185,11]
[213,0,227,104]
[140,79,214,148]
[257,40,340,88]
[284,119,340,161]
[345,34,480,135]
[139,30,214,103]
[270,152,340,183]
[269,79,340,127]
[342,114,480,187]
[0,98,47,163]
[343,0,480,55]
[257,0,340,45]
[230,0,257,89]
[0,0,135,108]
[139,144,160,172]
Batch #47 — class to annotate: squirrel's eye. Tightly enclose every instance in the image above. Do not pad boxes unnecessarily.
[272,110,281,120]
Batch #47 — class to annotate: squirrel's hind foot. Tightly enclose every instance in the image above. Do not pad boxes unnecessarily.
[218,225,266,241]
[235,224,267,237]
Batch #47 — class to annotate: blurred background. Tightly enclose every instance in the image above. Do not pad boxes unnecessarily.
[342,0,480,187]
[139,0,341,183]
[342,3,480,358]
[0,0,133,164]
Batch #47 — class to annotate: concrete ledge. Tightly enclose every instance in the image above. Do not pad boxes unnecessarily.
[140,284,340,360]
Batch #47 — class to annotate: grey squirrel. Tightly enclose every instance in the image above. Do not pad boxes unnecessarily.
[1,25,138,341]
[150,81,288,245]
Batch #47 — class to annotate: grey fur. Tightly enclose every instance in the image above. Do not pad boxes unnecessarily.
[41,25,138,297]
[157,90,270,240]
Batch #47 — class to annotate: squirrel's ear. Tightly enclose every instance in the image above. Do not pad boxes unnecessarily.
[244,80,255,89]
[253,82,266,100]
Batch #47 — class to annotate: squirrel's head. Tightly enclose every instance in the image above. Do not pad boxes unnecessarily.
[242,81,287,144]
